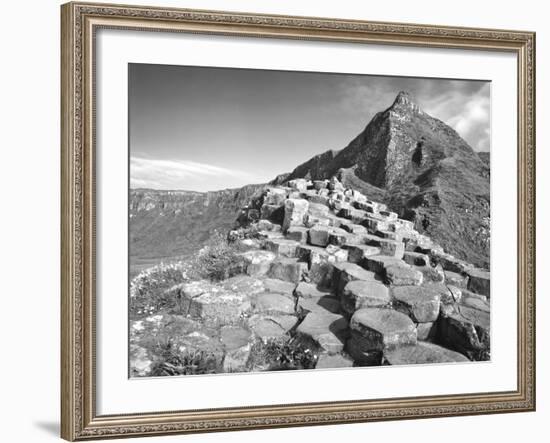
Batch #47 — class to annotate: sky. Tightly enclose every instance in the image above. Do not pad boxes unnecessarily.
[129,63,490,192]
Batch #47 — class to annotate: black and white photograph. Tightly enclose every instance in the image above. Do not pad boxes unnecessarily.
[128,64,491,377]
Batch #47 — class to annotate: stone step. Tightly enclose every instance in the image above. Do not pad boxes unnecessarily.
[349,308,417,352]
[248,314,298,343]
[295,311,349,355]
[341,280,391,315]
[391,285,442,323]
[383,342,470,365]
[437,304,490,361]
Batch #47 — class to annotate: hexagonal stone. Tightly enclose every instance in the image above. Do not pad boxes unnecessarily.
[296,245,346,288]
[220,326,253,372]
[460,290,490,313]
[282,198,309,231]
[308,225,332,246]
[248,314,297,343]
[417,264,445,283]
[239,250,276,277]
[341,280,391,314]
[344,244,381,263]
[264,238,300,257]
[253,292,296,315]
[438,305,490,361]
[316,353,354,369]
[341,223,367,235]
[385,265,423,286]
[332,262,377,295]
[444,270,469,288]
[294,282,332,299]
[363,255,405,275]
[467,268,491,297]
[349,308,417,352]
[328,230,362,247]
[263,278,296,295]
[264,188,288,205]
[268,257,307,283]
[369,238,405,259]
[287,178,308,191]
[297,295,341,315]
[383,342,470,365]
[304,214,332,228]
[177,281,252,325]
[308,202,330,217]
[392,285,441,322]
[221,275,265,296]
[295,311,349,355]
[285,226,309,243]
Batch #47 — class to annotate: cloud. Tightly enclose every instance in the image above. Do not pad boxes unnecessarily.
[130,156,264,191]
[423,83,490,152]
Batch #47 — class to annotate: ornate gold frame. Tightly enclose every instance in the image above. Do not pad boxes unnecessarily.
[61,2,536,440]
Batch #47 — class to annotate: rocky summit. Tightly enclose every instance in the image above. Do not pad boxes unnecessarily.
[130,175,491,376]
[273,91,490,268]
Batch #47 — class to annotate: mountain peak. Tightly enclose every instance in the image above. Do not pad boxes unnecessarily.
[390,91,420,113]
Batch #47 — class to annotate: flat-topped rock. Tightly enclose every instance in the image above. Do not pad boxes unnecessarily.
[296,311,349,354]
[332,261,377,295]
[385,264,423,286]
[294,282,332,299]
[285,226,309,243]
[308,225,332,246]
[220,325,254,372]
[253,292,296,315]
[316,353,354,369]
[391,285,441,323]
[239,250,276,277]
[297,295,341,315]
[282,198,309,232]
[264,238,300,257]
[328,230,362,247]
[349,308,417,352]
[444,270,468,288]
[263,188,288,205]
[344,244,381,263]
[467,268,490,297]
[341,280,391,314]
[417,264,445,283]
[365,237,405,259]
[309,226,347,247]
[220,275,265,296]
[363,255,405,275]
[268,257,306,283]
[176,281,252,325]
[341,223,367,235]
[308,202,330,217]
[460,293,490,313]
[262,278,296,295]
[248,314,297,342]
[384,342,470,365]
[438,305,490,361]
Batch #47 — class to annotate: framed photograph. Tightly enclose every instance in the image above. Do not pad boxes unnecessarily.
[61,2,536,440]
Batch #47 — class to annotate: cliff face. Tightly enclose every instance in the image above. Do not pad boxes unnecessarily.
[274,92,490,268]
[129,185,264,273]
